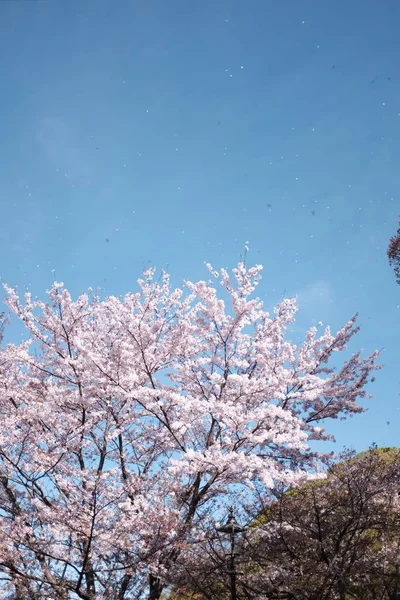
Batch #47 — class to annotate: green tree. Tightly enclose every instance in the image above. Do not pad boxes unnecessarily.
[387,217,400,285]
[243,447,400,600]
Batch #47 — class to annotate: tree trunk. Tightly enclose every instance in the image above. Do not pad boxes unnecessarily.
[338,581,346,600]
[148,573,164,600]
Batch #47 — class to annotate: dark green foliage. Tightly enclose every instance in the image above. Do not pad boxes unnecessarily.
[243,446,400,599]
[388,217,400,285]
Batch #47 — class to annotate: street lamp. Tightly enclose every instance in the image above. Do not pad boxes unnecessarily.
[216,507,245,600]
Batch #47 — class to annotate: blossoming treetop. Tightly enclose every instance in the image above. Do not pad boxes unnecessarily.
[0,261,378,599]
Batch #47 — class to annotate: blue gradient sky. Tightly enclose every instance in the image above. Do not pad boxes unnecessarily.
[0,0,399,453]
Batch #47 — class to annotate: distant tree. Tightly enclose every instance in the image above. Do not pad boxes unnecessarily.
[387,217,400,285]
[0,261,378,599]
[241,447,400,600]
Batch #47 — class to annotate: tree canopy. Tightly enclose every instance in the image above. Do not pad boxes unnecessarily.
[0,261,378,599]
[387,216,400,285]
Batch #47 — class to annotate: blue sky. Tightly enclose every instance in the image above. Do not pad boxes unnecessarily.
[0,0,399,453]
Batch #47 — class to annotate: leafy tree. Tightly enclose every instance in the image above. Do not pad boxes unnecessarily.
[0,261,378,599]
[387,217,400,285]
[239,447,400,600]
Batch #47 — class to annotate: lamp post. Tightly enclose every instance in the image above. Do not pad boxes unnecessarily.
[216,507,245,600]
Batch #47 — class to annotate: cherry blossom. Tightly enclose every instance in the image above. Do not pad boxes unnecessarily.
[0,261,379,599]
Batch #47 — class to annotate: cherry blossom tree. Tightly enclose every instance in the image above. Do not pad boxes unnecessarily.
[387,216,400,285]
[0,260,379,599]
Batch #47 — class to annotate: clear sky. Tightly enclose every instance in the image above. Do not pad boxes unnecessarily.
[0,0,399,453]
